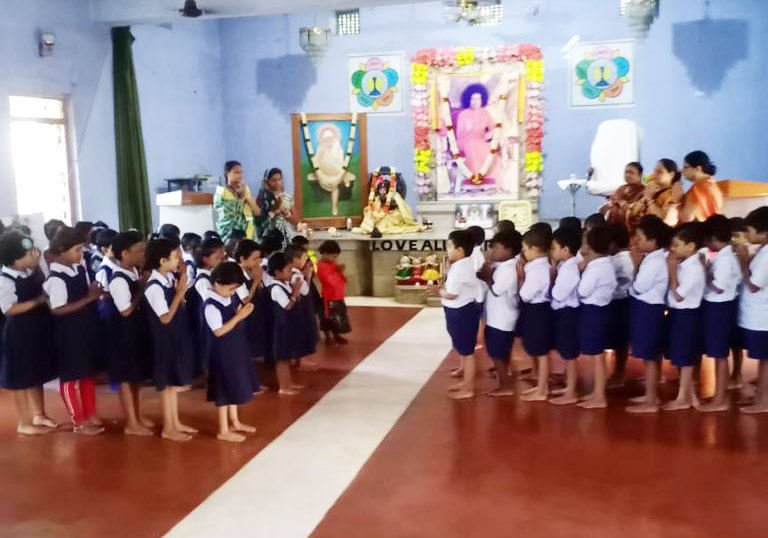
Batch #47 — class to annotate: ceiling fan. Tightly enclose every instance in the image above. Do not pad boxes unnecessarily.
[177,0,218,18]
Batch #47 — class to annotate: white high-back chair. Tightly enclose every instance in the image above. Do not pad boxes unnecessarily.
[586,119,640,196]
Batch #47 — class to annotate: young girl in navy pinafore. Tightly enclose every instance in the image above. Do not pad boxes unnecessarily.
[145,279,198,389]
[292,269,318,360]
[269,282,298,361]
[105,272,152,384]
[186,271,212,374]
[50,264,103,381]
[239,270,268,360]
[0,270,56,390]
[205,296,257,406]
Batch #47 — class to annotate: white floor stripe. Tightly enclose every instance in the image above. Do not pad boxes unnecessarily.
[344,296,424,308]
[164,308,450,538]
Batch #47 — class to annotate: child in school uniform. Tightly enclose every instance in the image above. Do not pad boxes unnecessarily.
[73,221,96,281]
[476,230,522,397]
[698,215,742,412]
[285,245,318,369]
[437,230,482,400]
[728,217,749,390]
[234,240,267,367]
[90,228,117,281]
[44,227,105,435]
[267,252,305,395]
[104,231,154,435]
[144,238,198,442]
[224,229,247,263]
[181,232,202,286]
[292,235,324,336]
[606,223,634,388]
[317,240,351,345]
[0,232,58,435]
[736,206,768,413]
[204,262,258,442]
[158,223,181,242]
[39,219,66,277]
[576,225,618,409]
[625,216,672,414]
[664,224,707,411]
[518,226,553,402]
[187,237,226,373]
[548,227,582,405]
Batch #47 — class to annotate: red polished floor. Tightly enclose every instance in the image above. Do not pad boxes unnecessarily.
[311,350,768,538]
[0,306,419,538]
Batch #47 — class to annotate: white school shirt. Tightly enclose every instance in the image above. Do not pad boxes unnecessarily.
[270,280,293,309]
[667,255,706,310]
[578,256,617,307]
[739,246,768,331]
[236,268,252,302]
[44,262,89,309]
[704,245,741,303]
[291,268,310,296]
[95,256,118,289]
[442,256,480,309]
[145,269,175,318]
[611,250,634,301]
[471,247,488,302]
[0,267,32,314]
[108,266,140,313]
[551,257,580,310]
[484,259,519,332]
[204,290,233,332]
[194,268,212,301]
[182,252,196,286]
[261,258,274,287]
[629,249,668,305]
[519,257,550,305]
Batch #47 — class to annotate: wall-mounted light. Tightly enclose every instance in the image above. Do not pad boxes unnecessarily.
[38,30,56,57]
[299,26,330,58]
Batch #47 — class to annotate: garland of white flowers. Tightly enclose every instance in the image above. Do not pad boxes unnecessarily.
[300,112,358,176]
[437,88,502,186]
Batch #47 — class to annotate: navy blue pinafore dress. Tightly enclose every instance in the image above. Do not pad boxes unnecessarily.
[104,272,152,384]
[269,283,298,361]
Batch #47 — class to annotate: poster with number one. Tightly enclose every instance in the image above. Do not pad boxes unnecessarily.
[348,52,404,114]
[570,40,635,107]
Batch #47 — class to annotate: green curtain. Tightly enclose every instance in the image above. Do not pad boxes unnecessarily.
[112,27,152,234]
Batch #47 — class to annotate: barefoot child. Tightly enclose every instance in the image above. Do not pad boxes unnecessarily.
[234,239,267,366]
[663,224,706,411]
[606,223,634,388]
[204,262,258,442]
[316,240,351,345]
[626,216,672,413]
[576,225,617,409]
[438,230,482,400]
[0,232,58,435]
[105,231,154,435]
[736,207,768,413]
[477,230,522,397]
[699,215,741,412]
[548,227,582,405]
[518,226,553,402]
[267,252,305,395]
[285,245,318,368]
[144,238,198,441]
[728,217,749,390]
[44,227,105,435]
[188,237,226,373]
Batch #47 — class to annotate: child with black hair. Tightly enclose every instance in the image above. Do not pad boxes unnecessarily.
[548,227,582,405]
[144,237,197,441]
[558,216,582,232]
[495,219,516,235]
[234,239,267,365]
[181,232,202,285]
[259,229,286,287]
[105,231,154,435]
[40,219,66,277]
[517,226,553,401]
[0,232,58,435]
[736,206,768,413]
[477,230,522,397]
[317,240,351,345]
[188,237,226,371]
[91,229,118,283]
[626,215,672,414]
[73,221,96,280]
[224,229,247,262]
[437,230,482,400]
[696,215,741,412]
[205,261,258,442]
[267,252,305,395]
[606,222,634,389]
[285,245,318,369]
[728,216,749,390]
[44,227,105,435]
[204,230,222,241]
[576,225,617,409]
[292,235,323,323]
[663,223,707,411]
[730,217,748,247]
[158,223,181,241]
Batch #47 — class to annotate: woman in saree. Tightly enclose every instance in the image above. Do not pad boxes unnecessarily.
[254,168,296,249]
[599,162,647,231]
[679,151,723,223]
[642,158,684,226]
[213,161,261,240]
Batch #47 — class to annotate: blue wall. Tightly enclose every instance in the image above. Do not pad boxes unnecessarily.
[218,0,768,219]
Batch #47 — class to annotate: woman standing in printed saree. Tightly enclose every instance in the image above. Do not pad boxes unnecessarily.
[642,158,684,226]
[679,151,723,223]
[213,161,261,241]
[255,168,297,250]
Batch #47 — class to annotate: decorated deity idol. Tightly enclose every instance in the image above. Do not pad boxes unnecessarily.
[352,166,425,236]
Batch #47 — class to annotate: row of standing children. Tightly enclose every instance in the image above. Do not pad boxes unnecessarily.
[0,219,350,441]
[438,206,768,413]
